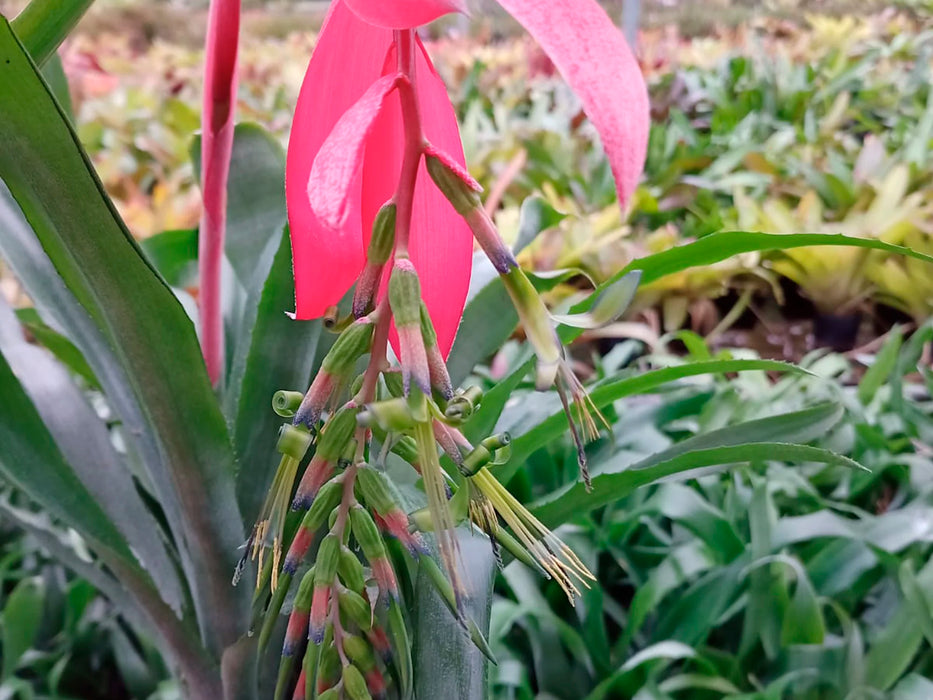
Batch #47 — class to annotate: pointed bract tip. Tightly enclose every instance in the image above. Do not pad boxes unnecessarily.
[344,0,467,29]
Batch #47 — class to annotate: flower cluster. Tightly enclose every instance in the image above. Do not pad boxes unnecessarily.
[240,0,649,697]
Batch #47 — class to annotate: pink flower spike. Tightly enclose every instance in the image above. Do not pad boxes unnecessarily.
[308,74,407,230]
[198,0,240,383]
[286,1,394,320]
[496,0,650,207]
[344,0,467,29]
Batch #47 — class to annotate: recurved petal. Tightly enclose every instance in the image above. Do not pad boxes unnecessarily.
[286,0,393,320]
[496,0,650,207]
[308,73,405,230]
[361,40,473,357]
[344,0,467,29]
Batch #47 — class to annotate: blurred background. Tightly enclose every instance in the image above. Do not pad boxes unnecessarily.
[1,1,933,698]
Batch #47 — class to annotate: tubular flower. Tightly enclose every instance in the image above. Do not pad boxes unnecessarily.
[251,1,649,696]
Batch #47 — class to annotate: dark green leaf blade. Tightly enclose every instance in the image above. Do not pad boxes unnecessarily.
[0,21,248,652]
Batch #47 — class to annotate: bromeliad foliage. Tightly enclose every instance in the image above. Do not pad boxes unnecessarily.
[2,1,931,699]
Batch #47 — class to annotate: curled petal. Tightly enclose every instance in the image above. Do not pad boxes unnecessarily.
[286,1,393,319]
[496,0,650,206]
[344,0,467,28]
[309,74,405,230]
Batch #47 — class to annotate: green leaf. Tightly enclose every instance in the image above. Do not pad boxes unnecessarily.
[781,567,824,645]
[857,326,902,405]
[139,229,198,289]
[498,358,808,482]
[513,196,566,254]
[0,297,184,612]
[551,270,641,329]
[10,0,93,67]
[864,556,933,690]
[531,402,850,528]
[40,52,73,121]
[892,674,933,700]
[618,640,696,674]
[447,256,518,387]
[1,577,44,679]
[0,20,248,653]
[230,229,323,522]
[14,307,98,389]
[898,560,933,650]
[0,347,139,573]
[413,535,496,700]
[0,496,135,620]
[597,231,933,295]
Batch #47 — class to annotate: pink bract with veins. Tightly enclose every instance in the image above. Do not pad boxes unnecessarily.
[286,0,650,356]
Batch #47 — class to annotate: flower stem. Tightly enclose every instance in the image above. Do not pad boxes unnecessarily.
[198,0,240,385]
[393,29,424,257]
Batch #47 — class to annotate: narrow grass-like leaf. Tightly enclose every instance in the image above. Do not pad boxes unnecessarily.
[858,326,902,405]
[597,231,933,297]
[498,358,808,482]
[532,406,851,528]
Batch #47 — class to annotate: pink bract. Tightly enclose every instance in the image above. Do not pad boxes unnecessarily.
[496,0,650,206]
[286,0,472,357]
[343,0,467,29]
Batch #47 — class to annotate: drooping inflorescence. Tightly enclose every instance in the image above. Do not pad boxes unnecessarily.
[240,0,650,695]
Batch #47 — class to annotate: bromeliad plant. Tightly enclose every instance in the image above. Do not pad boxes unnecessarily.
[4,1,933,700]
[246,1,650,697]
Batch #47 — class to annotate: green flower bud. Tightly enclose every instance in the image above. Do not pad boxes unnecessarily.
[276,424,312,461]
[321,318,375,376]
[338,589,372,631]
[314,535,341,585]
[426,154,482,216]
[355,466,398,516]
[390,435,419,465]
[382,371,404,397]
[338,548,367,593]
[343,634,376,671]
[367,202,397,265]
[317,646,341,687]
[317,689,339,700]
[294,568,316,611]
[342,664,372,700]
[302,481,343,534]
[317,405,360,462]
[419,301,438,349]
[357,397,416,432]
[349,507,386,560]
[388,258,422,328]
